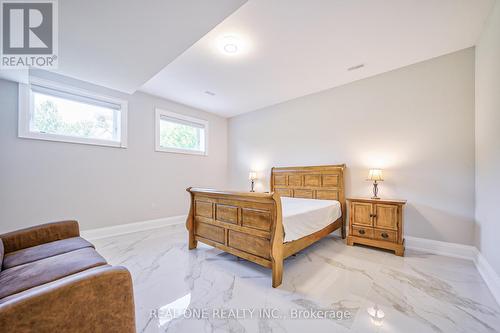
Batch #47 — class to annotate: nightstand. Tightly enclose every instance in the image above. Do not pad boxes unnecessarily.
[346,197,406,256]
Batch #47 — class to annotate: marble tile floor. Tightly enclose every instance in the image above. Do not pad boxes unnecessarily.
[93,224,500,333]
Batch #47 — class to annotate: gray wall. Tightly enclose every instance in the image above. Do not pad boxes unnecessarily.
[475,1,500,275]
[228,48,476,245]
[0,47,484,249]
[0,73,228,233]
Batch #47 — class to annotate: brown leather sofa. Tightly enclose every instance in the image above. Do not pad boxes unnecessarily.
[0,220,136,332]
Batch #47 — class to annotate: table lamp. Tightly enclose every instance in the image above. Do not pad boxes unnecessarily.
[249,171,257,192]
[367,169,383,199]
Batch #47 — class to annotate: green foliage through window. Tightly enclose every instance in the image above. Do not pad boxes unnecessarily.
[32,93,115,141]
[159,119,203,151]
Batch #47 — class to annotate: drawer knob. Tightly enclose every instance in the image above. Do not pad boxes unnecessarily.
[358,229,366,235]
[381,232,389,239]
[370,214,377,218]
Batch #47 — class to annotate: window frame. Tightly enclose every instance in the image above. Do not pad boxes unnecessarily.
[155,108,209,156]
[18,78,128,148]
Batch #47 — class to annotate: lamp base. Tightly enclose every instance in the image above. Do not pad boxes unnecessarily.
[372,181,380,199]
[371,196,381,200]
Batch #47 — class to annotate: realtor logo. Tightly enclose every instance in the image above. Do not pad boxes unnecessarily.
[1,0,58,68]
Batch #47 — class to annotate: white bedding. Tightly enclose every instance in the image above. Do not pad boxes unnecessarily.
[281,197,342,243]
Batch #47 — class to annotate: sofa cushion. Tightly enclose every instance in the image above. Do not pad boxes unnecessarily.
[0,247,107,299]
[2,237,93,270]
[0,239,3,273]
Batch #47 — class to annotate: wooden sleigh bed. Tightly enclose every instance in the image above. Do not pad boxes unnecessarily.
[186,165,346,287]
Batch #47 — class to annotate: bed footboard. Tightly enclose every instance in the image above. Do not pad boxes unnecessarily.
[186,188,284,287]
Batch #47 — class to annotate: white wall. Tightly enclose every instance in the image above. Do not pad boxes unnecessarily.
[228,48,476,245]
[0,72,228,233]
[475,1,500,275]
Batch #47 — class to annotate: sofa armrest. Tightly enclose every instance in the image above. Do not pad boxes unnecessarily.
[0,220,80,254]
[0,265,136,333]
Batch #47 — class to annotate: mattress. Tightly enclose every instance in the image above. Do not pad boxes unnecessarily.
[281,197,342,243]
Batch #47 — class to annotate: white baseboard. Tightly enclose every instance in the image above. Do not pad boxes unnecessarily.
[81,215,186,241]
[475,251,500,306]
[405,236,478,261]
[406,235,499,306]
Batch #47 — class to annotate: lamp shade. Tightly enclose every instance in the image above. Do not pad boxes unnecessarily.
[368,169,384,181]
[248,171,257,180]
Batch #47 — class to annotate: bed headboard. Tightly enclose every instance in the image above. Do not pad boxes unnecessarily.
[270,165,346,205]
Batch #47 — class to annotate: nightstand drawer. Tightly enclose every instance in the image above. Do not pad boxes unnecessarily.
[373,228,397,242]
[352,226,373,239]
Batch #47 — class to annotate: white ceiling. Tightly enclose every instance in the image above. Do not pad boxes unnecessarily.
[52,0,247,93]
[140,0,495,117]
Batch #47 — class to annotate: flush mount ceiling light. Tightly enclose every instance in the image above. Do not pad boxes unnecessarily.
[217,34,247,56]
[224,42,238,54]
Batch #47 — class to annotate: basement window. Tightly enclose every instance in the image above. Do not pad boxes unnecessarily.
[155,108,208,155]
[18,78,128,148]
